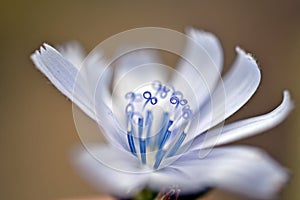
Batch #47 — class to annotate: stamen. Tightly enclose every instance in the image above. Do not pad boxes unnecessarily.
[126,109,137,156]
[145,110,152,138]
[159,120,173,149]
[139,139,146,164]
[127,131,137,155]
[167,132,186,157]
[137,117,147,164]
[154,149,165,169]
[138,118,144,137]
[157,112,170,148]
[124,81,193,169]
[145,110,153,146]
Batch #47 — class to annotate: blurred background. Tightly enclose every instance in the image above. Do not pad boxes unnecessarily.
[1,0,299,199]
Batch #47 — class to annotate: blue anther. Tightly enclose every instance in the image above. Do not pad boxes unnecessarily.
[140,139,146,164]
[127,132,137,155]
[167,120,173,129]
[138,118,144,137]
[145,110,152,125]
[154,149,165,169]
[145,111,152,136]
[157,112,169,147]
[159,120,173,149]
[167,132,187,157]
[137,118,146,164]
[159,130,171,149]
[145,111,153,146]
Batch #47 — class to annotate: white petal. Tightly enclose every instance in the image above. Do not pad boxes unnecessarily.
[188,47,261,140]
[57,41,113,107]
[196,91,294,149]
[75,50,128,150]
[113,48,168,97]
[80,48,113,108]
[186,27,223,69]
[170,28,223,110]
[31,44,126,149]
[57,41,86,69]
[150,146,289,199]
[31,44,95,119]
[72,144,150,198]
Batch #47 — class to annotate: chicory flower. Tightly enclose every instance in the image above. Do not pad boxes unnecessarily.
[31,28,293,199]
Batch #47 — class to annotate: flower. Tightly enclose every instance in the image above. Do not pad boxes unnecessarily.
[31,28,293,199]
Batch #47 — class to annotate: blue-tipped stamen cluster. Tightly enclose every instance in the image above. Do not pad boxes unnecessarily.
[125,81,192,169]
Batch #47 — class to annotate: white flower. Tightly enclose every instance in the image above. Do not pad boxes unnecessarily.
[31,28,293,199]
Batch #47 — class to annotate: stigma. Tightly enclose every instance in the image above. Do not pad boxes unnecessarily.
[124,80,192,169]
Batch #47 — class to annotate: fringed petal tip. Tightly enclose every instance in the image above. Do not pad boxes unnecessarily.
[185,27,218,42]
[235,46,259,66]
[30,43,43,59]
[31,43,55,60]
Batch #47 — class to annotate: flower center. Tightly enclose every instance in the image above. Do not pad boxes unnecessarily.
[124,80,192,169]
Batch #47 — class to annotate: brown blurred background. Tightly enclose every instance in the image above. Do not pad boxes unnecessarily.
[1,0,299,199]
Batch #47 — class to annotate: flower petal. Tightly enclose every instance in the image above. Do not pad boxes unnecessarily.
[193,91,294,150]
[113,48,168,97]
[31,44,126,149]
[188,47,261,140]
[186,27,223,69]
[150,146,289,199]
[31,44,95,119]
[170,28,223,110]
[80,49,113,108]
[72,144,150,198]
[57,41,113,107]
[57,41,86,69]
